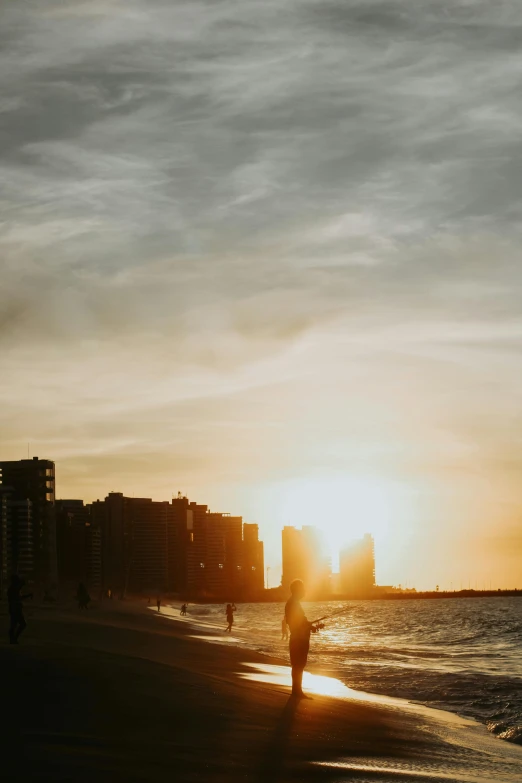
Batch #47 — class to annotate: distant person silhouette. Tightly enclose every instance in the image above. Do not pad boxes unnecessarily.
[285,579,321,698]
[281,615,289,641]
[156,596,161,612]
[8,574,33,645]
[225,602,236,632]
[180,603,187,616]
[77,582,90,610]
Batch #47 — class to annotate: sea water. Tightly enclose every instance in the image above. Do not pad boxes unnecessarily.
[168,597,522,745]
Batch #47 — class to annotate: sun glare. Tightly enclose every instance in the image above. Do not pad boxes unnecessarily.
[277,474,411,571]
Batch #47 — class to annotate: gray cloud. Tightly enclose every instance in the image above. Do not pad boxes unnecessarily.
[1,0,522,576]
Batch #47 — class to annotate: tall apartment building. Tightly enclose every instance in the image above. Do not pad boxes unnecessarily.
[0,489,7,597]
[89,492,130,596]
[181,499,209,597]
[243,523,264,598]
[0,486,34,588]
[282,525,330,596]
[90,493,180,596]
[55,499,102,594]
[56,499,90,585]
[170,495,205,596]
[127,498,172,594]
[339,533,375,597]
[0,457,56,587]
[187,511,243,598]
[85,522,102,595]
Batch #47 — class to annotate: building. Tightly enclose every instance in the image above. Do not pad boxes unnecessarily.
[90,493,177,596]
[0,457,57,588]
[184,500,209,597]
[89,492,129,597]
[56,499,102,595]
[170,494,204,596]
[281,525,330,596]
[0,487,34,587]
[339,534,375,597]
[188,511,243,598]
[242,523,264,598]
[0,489,7,597]
[126,498,171,594]
[85,522,102,595]
[56,499,90,586]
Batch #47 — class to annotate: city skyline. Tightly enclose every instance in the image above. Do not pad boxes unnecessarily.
[2,454,520,593]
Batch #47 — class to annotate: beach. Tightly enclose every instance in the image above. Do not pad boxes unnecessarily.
[2,600,522,783]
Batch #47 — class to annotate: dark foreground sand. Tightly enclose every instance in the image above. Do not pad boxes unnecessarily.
[2,601,521,782]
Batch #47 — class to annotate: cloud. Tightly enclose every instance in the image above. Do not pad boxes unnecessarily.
[1,0,522,586]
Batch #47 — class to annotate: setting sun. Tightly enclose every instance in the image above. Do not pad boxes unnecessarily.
[269,474,414,573]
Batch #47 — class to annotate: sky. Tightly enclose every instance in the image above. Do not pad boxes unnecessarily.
[1,0,522,590]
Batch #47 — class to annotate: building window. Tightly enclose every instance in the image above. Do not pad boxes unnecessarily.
[200,563,205,568]
[237,565,242,570]
[218,564,224,569]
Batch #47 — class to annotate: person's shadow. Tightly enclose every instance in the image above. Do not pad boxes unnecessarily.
[256,696,298,782]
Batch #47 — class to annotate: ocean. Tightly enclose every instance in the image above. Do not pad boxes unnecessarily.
[165,597,522,745]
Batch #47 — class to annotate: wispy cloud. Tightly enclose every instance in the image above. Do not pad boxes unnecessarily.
[1,0,522,584]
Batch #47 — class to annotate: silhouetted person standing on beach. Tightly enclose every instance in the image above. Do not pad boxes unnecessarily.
[157,596,161,612]
[225,603,236,632]
[77,582,90,610]
[8,574,33,644]
[285,579,319,698]
[180,603,187,616]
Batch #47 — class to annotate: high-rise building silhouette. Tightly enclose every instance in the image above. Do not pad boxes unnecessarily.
[0,487,34,590]
[187,510,244,598]
[89,493,178,596]
[0,457,57,587]
[243,522,264,598]
[282,525,330,596]
[340,533,375,597]
[56,499,102,595]
[90,492,128,596]
[56,499,89,585]
[126,498,172,594]
[0,488,8,596]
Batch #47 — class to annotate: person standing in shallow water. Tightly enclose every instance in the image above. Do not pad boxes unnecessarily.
[156,596,161,612]
[225,603,236,632]
[284,579,320,698]
[8,574,33,644]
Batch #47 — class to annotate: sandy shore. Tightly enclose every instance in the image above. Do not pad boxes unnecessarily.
[2,599,521,782]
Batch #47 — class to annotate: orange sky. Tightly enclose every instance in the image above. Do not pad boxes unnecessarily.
[1,1,522,590]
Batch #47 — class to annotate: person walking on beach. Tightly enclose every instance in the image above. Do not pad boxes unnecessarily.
[8,574,33,645]
[285,579,321,698]
[156,596,161,612]
[180,603,187,616]
[225,602,236,632]
[77,582,90,610]
[281,615,289,641]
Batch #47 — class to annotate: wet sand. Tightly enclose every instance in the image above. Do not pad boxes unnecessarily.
[2,600,521,782]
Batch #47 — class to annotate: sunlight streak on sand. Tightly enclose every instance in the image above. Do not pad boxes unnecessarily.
[238,663,471,723]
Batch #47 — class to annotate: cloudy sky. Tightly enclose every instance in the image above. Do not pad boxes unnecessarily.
[1,0,522,588]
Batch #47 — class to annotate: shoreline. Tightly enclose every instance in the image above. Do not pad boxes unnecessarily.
[2,599,522,782]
